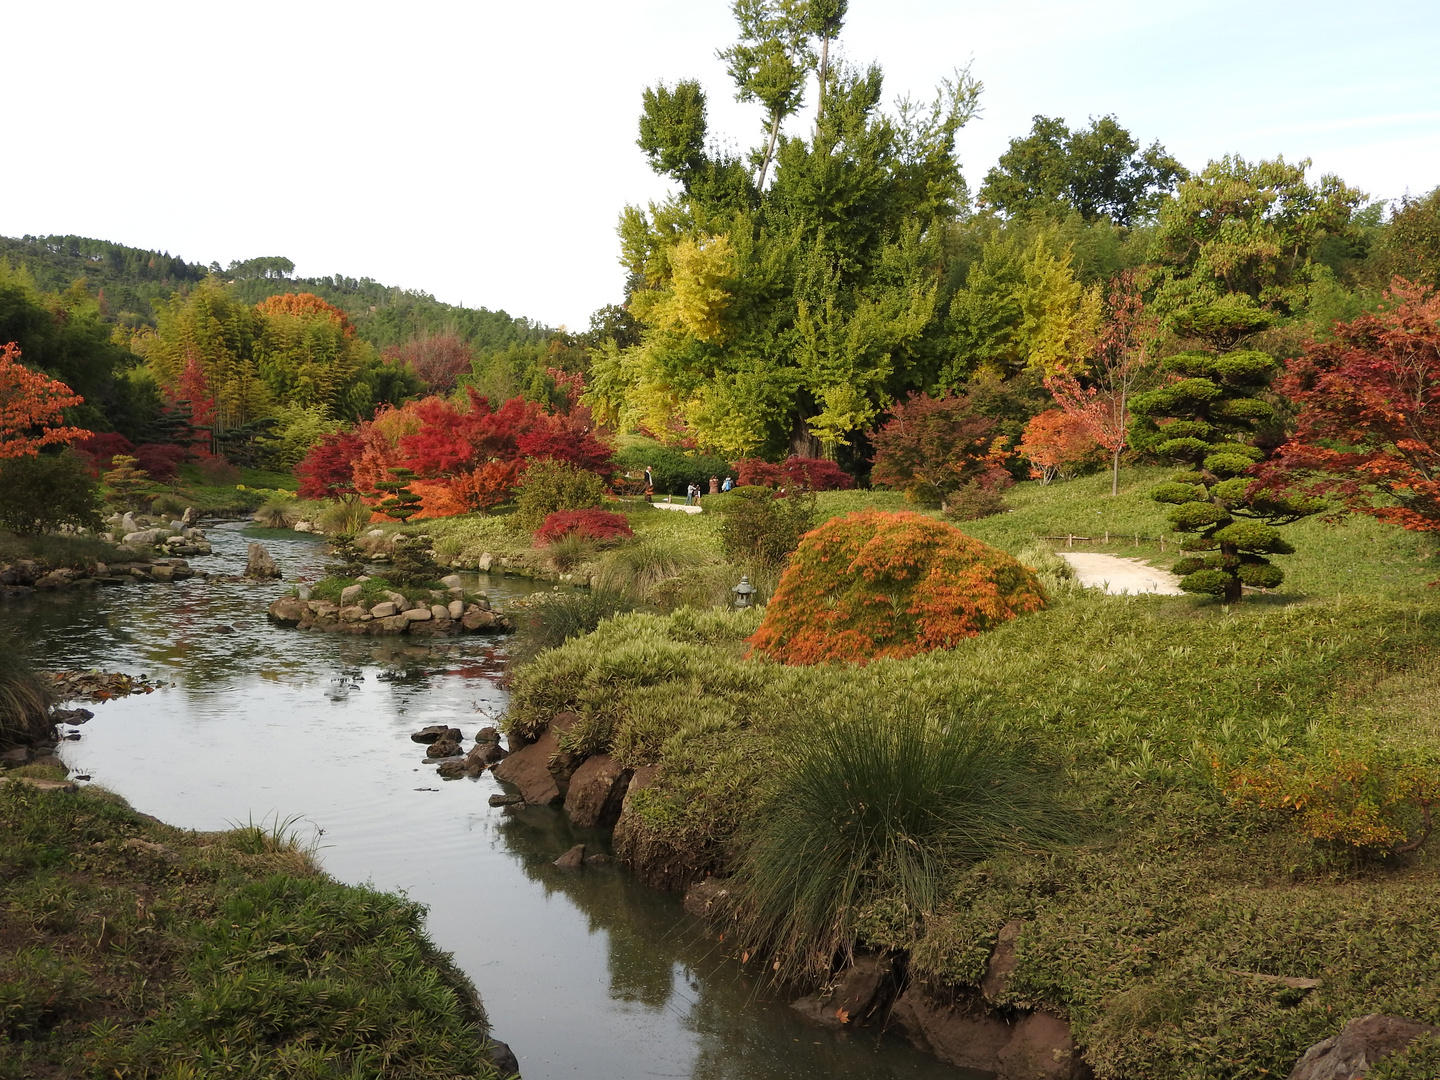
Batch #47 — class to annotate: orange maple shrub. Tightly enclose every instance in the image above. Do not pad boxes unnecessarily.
[748,510,1047,666]
[0,341,90,458]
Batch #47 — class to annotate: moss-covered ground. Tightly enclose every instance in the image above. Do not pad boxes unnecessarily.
[0,780,503,1080]
[501,466,1440,1079]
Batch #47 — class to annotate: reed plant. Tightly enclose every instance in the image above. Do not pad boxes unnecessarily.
[508,589,634,668]
[316,495,372,535]
[252,496,300,530]
[591,538,706,602]
[0,635,52,748]
[728,703,1077,983]
[544,533,597,573]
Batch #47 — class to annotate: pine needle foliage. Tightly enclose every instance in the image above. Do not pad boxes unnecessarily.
[729,704,1077,983]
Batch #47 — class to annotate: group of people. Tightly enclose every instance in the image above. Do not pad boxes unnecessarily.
[640,465,734,504]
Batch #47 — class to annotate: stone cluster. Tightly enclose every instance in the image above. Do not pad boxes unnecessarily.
[267,574,513,636]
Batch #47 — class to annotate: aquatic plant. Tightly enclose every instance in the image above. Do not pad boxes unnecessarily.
[0,635,52,747]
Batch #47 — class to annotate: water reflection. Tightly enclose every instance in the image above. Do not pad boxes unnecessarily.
[0,522,978,1080]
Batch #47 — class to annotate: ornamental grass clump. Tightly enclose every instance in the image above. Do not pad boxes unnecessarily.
[748,510,1047,665]
[0,636,52,748]
[729,705,1076,984]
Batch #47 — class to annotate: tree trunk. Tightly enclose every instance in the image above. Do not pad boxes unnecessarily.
[1111,445,1121,496]
[757,109,783,190]
[814,31,830,136]
[1222,541,1242,604]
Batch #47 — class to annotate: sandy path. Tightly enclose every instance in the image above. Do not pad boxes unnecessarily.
[1059,552,1185,596]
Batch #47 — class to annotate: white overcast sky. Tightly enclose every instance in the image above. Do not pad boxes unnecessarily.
[5,1,1439,330]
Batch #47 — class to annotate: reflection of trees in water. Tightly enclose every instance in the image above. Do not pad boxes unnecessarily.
[492,807,971,1080]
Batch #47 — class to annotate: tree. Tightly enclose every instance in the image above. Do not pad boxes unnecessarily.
[1130,305,1321,602]
[374,467,423,523]
[0,341,89,458]
[979,115,1188,225]
[0,451,101,536]
[870,390,1012,510]
[1043,271,1156,494]
[381,332,474,392]
[1256,281,1440,534]
[1377,187,1440,290]
[1152,155,1366,319]
[296,430,365,500]
[102,454,152,512]
[1018,409,1100,484]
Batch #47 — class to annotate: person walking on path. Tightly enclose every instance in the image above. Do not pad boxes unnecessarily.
[644,465,654,502]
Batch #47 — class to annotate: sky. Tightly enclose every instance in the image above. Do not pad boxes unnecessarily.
[5,0,1439,330]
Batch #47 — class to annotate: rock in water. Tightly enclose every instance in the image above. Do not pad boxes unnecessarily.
[483,1039,520,1075]
[553,844,586,869]
[245,543,281,580]
[1287,1015,1440,1080]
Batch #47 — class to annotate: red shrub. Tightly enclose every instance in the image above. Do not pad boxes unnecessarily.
[296,431,365,499]
[132,443,188,481]
[534,508,634,544]
[748,510,1047,666]
[734,456,854,491]
[75,432,135,476]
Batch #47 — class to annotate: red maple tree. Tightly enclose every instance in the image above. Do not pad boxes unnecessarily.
[0,341,90,458]
[1018,409,1102,484]
[1044,272,1156,495]
[1258,280,1440,534]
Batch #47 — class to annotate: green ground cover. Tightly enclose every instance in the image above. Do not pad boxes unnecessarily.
[0,781,504,1080]
[501,467,1440,1079]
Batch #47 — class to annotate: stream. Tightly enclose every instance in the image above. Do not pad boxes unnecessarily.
[1,522,978,1080]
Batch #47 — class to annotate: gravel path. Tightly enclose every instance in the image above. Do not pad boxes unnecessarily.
[1059,552,1185,596]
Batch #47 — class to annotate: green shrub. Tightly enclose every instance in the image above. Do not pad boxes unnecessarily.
[717,490,815,567]
[729,705,1076,982]
[543,533,597,572]
[591,538,707,602]
[509,589,635,667]
[940,480,1008,522]
[316,496,371,535]
[150,493,189,518]
[253,495,300,529]
[513,460,606,531]
[0,452,102,536]
[0,636,52,748]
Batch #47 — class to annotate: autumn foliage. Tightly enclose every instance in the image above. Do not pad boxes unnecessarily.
[0,341,89,458]
[870,391,1012,509]
[253,292,356,337]
[1018,409,1102,483]
[748,511,1047,665]
[382,333,474,391]
[534,508,634,545]
[733,456,854,491]
[296,387,613,520]
[1258,281,1440,534]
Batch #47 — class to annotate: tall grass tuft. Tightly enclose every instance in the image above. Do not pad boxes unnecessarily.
[316,495,372,535]
[730,704,1078,983]
[509,589,635,669]
[544,533,597,573]
[252,496,299,530]
[0,636,53,748]
[591,538,705,602]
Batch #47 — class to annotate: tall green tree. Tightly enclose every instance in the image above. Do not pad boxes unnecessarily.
[979,115,1188,226]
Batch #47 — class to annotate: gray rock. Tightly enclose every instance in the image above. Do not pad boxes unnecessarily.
[245,543,281,579]
[384,590,407,607]
[121,512,140,533]
[124,529,167,545]
[447,599,464,619]
[403,607,432,622]
[0,747,32,766]
[430,604,450,621]
[182,506,196,524]
[440,573,464,589]
[297,584,313,600]
[474,726,500,744]
[1287,1015,1440,1080]
[426,738,463,758]
[564,755,633,829]
[489,792,523,807]
[370,601,397,618]
[340,583,364,605]
[169,519,185,532]
[293,520,315,533]
[477,552,494,571]
[338,605,366,622]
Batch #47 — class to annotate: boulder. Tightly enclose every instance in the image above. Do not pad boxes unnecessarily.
[888,990,1015,1074]
[475,726,500,744]
[492,725,565,806]
[340,583,364,605]
[268,595,310,625]
[441,573,464,589]
[244,543,281,579]
[468,741,508,767]
[462,608,497,631]
[430,604,450,621]
[1287,1014,1440,1080]
[370,602,397,618]
[435,759,468,778]
[489,793,523,807]
[477,552,494,572]
[448,599,464,619]
[683,878,732,920]
[553,843,586,869]
[338,605,366,622]
[427,738,463,758]
[34,571,72,589]
[149,564,175,582]
[483,1039,519,1076]
[124,529,167,546]
[121,512,140,534]
[792,953,899,1029]
[564,754,633,829]
[380,615,410,633]
[403,607,432,622]
[293,520,315,533]
[996,1012,1086,1080]
[411,725,451,744]
[182,506,196,524]
[0,747,32,766]
[982,919,1026,1002]
[384,589,407,606]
